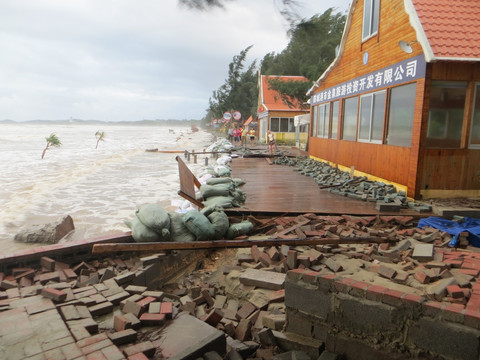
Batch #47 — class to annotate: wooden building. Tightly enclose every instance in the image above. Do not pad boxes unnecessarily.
[258,75,309,144]
[308,0,480,199]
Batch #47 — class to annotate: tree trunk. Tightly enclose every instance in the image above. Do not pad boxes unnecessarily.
[41,144,49,159]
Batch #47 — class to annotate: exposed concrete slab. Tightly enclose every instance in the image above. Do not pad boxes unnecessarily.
[239,268,286,290]
[153,312,226,360]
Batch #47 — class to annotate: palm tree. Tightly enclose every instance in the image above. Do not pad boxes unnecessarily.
[95,130,106,149]
[41,133,62,159]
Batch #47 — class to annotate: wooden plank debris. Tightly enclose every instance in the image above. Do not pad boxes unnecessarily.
[92,236,396,254]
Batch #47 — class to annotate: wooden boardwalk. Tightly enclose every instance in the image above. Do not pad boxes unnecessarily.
[230,157,425,216]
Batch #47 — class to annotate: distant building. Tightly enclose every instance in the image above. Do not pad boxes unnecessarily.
[257,74,310,144]
[308,0,480,199]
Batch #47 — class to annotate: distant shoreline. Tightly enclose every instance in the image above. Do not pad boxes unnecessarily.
[0,119,202,126]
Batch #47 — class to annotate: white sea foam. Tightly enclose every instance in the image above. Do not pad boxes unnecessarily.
[0,122,213,253]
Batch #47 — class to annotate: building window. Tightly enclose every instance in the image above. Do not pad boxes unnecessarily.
[386,83,416,147]
[312,106,318,137]
[270,117,295,132]
[342,97,358,141]
[316,103,330,138]
[362,0,380,41]
[470,83,480,148]
[331,101,339,139]
[358,91,385,143]
[426,81,467,149]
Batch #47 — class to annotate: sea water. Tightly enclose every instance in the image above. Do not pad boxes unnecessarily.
[0,122,214,254]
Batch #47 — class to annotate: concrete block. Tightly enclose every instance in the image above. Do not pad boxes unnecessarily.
[155,312,226,360]
[160,301,174,319]
[272,330,324,360]
[239,268,286,290]
[262,313,286,331]
[407,318,480,360]
[125,285,147,294]
[285,280,331,319]
[412,244,434,261]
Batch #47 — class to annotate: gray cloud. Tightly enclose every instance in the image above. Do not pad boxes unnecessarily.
[0,0,350,121]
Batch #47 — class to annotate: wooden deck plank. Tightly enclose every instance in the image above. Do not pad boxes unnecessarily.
[230,157,425,216]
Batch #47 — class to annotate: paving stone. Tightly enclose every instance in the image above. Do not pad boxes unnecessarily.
[122,300,144,318]
[125,285,147,295]
[88,301,113,317]
[123,313,141,330]
[235,318,252,341]
[160,302,174,319]
[139,312,166,326]
[42,288,68,302]
[239,269,286,290]
[123,341,156,358]
[40,257,56,272]
[236,302,256,320]
[108,328,137,346]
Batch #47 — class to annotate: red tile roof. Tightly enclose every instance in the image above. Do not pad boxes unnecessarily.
[411,0,480,60]
[260,75,309,111]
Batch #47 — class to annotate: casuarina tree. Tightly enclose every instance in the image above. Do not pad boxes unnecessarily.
[41,133,62,159]
[95,130,106,149]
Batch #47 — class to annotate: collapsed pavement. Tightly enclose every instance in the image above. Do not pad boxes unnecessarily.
[2,212,480,359]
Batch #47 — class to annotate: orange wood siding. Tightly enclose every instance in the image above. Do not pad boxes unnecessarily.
[309,0,426,197]
[419,62,480,192]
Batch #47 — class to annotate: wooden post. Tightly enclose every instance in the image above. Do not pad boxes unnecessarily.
[194,154,197,164]
[205,157,208,166]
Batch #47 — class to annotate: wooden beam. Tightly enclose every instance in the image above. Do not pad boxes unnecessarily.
[91,236,396,254]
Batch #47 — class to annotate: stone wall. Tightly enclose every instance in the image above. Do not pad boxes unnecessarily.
[285,269,480,360]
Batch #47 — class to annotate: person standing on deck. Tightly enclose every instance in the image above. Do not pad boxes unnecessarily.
[248,127,256,146]
[267,130,275,155]
[228,126,234,143]
[241,126,248,146]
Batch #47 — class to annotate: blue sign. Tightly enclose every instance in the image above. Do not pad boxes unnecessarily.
[311,54,426,105]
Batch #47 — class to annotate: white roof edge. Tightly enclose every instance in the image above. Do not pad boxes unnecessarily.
[432,56,480,62]
[403,0,435,62]
[307,0,356,96]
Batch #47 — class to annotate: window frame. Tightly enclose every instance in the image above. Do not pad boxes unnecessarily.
[357,90,386,144]
[342,96,359,141]
[426,81,467,149]
[362,0,380,42]
[469,83,480,149]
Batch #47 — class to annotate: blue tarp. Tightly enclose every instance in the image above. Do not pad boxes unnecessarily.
[417,217,480,247]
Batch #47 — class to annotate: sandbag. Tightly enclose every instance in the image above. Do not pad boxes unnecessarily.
[182,210,216,241]
[206,177,233,186]
[214,165,231,177]
[168,213,196,242]
[202,196,234,209]
[232,188,247,203]
[200,205,217,217]
[207,209,230,239]
[126,217,161,243]
[136,203,170,240]
[200,184,233,199]
[232,178,246,187]
[227,221,253,239]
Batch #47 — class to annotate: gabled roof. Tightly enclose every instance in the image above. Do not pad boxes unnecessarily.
[406,0,480,61]
[309,0,480,95]
[260,75,309,112]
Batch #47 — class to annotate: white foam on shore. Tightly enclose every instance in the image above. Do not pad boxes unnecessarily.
[0,123,214,252]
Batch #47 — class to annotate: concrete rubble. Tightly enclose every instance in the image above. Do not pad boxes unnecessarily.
[2,211,480,359]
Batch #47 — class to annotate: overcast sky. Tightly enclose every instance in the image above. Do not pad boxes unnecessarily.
[0,0,351,122]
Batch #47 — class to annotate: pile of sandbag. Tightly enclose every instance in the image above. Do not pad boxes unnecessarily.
[200,177,247,209]
[125,203,253,243]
